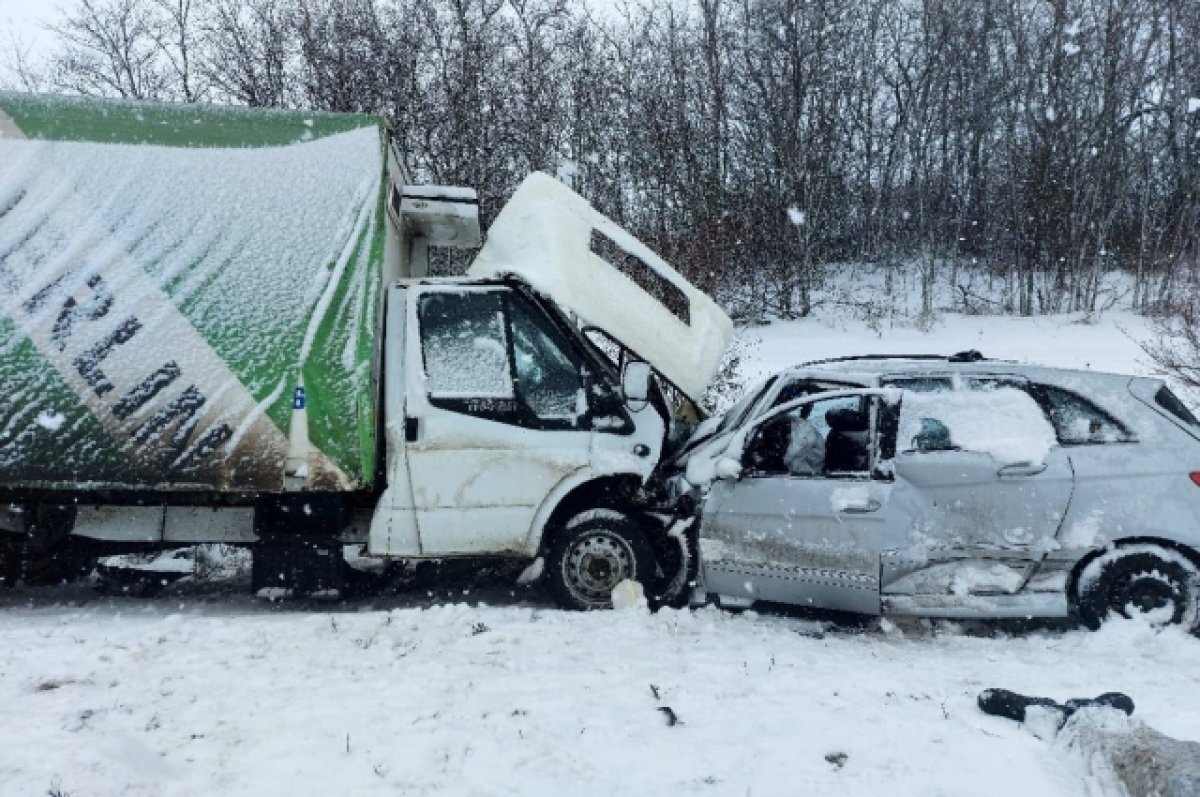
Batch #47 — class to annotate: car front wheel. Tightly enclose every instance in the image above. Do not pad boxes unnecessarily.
[546,510,654,611]
[1078,548,1200,632]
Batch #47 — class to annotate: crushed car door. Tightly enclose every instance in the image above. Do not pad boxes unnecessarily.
[698,391,896,614]
[882,384,1074,597]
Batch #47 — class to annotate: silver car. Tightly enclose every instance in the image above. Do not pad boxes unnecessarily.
[673,353,1200,632]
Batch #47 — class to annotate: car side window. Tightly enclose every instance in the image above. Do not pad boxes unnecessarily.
[1032,384,1133,445]
[898,386,1057,461]
[746,396,873,478]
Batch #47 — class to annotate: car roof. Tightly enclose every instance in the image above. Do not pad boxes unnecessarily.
[782,353,1152,389]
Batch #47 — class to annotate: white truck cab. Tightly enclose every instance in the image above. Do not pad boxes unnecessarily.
[367,174,732,608]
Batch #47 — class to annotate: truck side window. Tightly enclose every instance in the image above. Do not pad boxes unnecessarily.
[508,295,585,422]
[419,292,515,400]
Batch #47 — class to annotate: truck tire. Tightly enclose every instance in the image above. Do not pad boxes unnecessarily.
[545,510,654,611]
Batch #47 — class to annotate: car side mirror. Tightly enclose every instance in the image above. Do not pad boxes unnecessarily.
[621,361,652,409]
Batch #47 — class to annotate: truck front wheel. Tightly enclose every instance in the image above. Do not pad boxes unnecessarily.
[546,510,654,611]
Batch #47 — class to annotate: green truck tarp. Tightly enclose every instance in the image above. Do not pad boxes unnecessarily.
[0,93,386,493]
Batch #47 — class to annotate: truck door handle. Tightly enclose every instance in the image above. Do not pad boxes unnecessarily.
[997,462,1047,478]
[840,500,881,514]
[405,417,419,442]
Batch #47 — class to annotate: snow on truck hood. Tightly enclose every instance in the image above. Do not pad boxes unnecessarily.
[468,173,733,403]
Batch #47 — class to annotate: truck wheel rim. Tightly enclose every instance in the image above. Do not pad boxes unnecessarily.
[564,531,635,607]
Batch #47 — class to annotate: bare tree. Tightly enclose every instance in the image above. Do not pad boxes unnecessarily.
[202,0,293,107]
[49,0,169,99]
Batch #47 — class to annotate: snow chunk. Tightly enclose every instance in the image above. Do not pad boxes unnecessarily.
[949,563,1025,596]
[516,557,544,585]
[1024,705,1066,740]
[1059,509,1108,549]
[1188,97,1200,114]
[611,579,647,611]
[830,484,870,512]
[787,206,806,226]
[34,410,65,431]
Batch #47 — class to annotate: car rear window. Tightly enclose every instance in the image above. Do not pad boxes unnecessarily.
[1155,385,1200,427]
[1032,384,1133,444]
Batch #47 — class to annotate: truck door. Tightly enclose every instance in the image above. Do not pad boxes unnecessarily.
[395,285,598,555]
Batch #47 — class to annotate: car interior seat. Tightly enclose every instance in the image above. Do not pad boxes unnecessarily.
[824,407,870,472]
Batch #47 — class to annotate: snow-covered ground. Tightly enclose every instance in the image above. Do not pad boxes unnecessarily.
[1,588,1197,797]
[2,309,1199,797]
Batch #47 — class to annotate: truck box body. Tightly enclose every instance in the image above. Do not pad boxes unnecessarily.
[0,94,386,494]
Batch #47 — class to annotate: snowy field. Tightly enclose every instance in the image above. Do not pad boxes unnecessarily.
[3,309,1199,797]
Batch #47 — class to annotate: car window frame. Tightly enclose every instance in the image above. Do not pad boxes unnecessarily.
[732,388,897,481]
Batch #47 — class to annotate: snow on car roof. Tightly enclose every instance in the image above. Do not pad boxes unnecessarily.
[785,356,1148,386]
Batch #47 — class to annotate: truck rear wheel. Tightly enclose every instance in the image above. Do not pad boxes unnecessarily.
[546,510,654,611]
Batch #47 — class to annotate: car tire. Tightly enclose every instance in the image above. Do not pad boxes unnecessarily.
[1078,549,1200,632]
[546,510,655,611]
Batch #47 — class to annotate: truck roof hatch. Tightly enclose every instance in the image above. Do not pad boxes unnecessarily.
[467,173,733,403]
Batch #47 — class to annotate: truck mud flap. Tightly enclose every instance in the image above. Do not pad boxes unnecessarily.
[251,539,345,597]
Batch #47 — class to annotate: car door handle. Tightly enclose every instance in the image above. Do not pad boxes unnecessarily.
[405,417,419,442]
[997,462,1048,478]
[839,500,881,514]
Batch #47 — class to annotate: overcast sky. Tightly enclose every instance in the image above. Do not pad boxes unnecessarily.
[0,0,60,57]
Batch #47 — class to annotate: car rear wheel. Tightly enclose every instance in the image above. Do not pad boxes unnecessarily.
[546,510,654,611]
[1078,549,1200,632]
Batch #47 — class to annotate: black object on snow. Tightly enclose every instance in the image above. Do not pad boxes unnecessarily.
[978,688,1135,727]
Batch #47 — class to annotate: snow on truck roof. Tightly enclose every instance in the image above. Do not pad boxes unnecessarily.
[0,93,385,492]
[469,173,734,404]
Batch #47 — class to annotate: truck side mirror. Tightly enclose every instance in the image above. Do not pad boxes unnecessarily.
[621,361,653,408]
